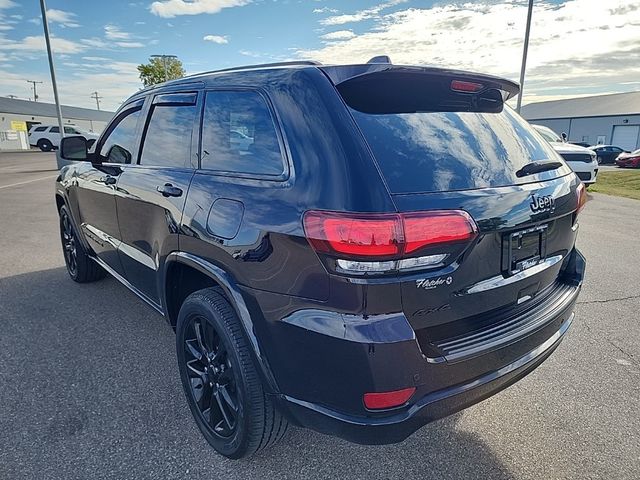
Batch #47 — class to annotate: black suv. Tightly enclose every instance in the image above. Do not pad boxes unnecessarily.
[55,59,586,459]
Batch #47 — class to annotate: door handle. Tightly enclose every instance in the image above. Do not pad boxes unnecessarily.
[98,175,116,185]
[156,183,183,197]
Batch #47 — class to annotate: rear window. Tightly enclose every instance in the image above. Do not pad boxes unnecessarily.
[351,107,563,194]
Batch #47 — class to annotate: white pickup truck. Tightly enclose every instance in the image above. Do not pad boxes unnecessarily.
[28,125,99,152]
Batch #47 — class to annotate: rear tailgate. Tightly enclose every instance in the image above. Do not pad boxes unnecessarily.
[392,178,580,333]
[337,64,581,349]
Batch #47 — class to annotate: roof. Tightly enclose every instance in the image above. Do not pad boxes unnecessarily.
[521,91,640,120]
[0,97,114,122]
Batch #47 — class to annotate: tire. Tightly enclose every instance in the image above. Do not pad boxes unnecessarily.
[59,205,106,283]
[38,139,53,152]
[176,288,288,459]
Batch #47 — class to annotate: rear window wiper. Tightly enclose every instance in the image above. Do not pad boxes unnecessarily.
[516,160,563,178]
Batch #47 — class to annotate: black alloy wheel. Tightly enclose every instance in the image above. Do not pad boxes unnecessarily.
[58,205,106,283]
[176,288,288,459]
[60,208,78,278]
[184,315,239,438]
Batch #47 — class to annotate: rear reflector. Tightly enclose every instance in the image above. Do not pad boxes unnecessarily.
[303,210,477,260]
[363,387,416,410]
[576,182,587,214]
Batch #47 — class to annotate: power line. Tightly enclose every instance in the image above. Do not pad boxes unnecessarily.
[26,80,43,102]
[90,91,103,110]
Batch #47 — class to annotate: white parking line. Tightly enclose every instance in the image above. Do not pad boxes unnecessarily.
[0,175,58,190]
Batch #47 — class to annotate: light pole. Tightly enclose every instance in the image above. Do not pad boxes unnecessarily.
[39,0,65,139]
[516,0,534,113]
[151,54,178,82]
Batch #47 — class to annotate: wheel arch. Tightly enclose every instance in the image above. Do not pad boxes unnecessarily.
[163,252,280,394]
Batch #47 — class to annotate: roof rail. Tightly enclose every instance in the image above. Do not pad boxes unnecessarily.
[200,60,322,76]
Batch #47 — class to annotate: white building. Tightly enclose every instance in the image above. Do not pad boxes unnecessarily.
[521,91,640,151]
[0,97,114,134]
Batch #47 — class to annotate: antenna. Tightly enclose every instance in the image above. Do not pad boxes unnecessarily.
[26,80,44,101]
[90,91,103,110]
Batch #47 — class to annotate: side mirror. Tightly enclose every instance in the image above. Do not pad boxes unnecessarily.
[561,132,568,143]
[60,136,89,161]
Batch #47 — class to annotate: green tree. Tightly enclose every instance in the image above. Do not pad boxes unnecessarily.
[137,56,185,87]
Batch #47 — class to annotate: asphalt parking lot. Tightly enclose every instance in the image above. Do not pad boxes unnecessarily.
[1,151,639,480]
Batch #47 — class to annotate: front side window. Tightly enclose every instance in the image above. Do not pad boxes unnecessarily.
[99,108,142,164]
[201,90,284,176]
[139,98,197,168]
[64,127,80,134]
[50,126,59,133]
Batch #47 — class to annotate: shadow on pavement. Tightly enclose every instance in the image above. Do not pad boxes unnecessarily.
[0,267,513,480]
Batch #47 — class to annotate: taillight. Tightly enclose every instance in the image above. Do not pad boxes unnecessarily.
[303,210,477,273]
[576,182,587,214]
[451,79,484,93]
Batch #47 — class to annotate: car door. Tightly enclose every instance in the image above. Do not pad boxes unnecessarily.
[72,100,144,277]
[114,91,199,306]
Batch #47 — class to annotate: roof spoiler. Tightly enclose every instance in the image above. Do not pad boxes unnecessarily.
[320,63,520,114]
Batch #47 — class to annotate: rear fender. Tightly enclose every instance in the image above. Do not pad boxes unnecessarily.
[163,252,280,394]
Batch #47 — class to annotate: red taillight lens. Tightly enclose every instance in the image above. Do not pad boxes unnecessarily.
[403,211,477,253]
[363,387,416,410]
[576,182,587,214]
[303,212,402,257]
[451,79,484,93]
[303,210,477,259]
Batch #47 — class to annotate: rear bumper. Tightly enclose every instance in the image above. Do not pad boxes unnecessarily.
[255,249,585,444]
[276,313,572,444]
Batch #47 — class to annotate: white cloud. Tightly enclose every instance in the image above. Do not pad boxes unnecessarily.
[313,7,338,14]
[203,34,228,44]
[0,0,16,9]
[321,30,356,41]
[320,0,407,26]
[0,24,12,31]
[28,17,40,25]
[46,9,80,28]
[0,35,86,54]
[115,41,144,48]
[104,24,130,40]
[301,0,640,102]
[150,0,250,18]
[82,56,110,61]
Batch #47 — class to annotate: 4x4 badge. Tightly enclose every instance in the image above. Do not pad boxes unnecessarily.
[530,194,555,214]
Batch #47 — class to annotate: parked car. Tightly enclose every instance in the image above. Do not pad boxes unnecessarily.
[532,124,598,185]
[589,145,627,164]
[28,124,99,152]
[615,148,640,168]
[55,59,586,459]
[570,141,591,148]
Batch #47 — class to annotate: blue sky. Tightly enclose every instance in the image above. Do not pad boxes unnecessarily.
[1,0,639,111]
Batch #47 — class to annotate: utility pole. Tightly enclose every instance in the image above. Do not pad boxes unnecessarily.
[90,91,102,110]
[516,0,534,114]
[151,54,177,82]
[39,0,65,139]
[26,80,43,102]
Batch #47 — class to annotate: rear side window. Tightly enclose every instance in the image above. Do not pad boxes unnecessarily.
[139,94,197,168]
[34,126,47,132]
[351,107,562,193]
[201,91,284,177]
